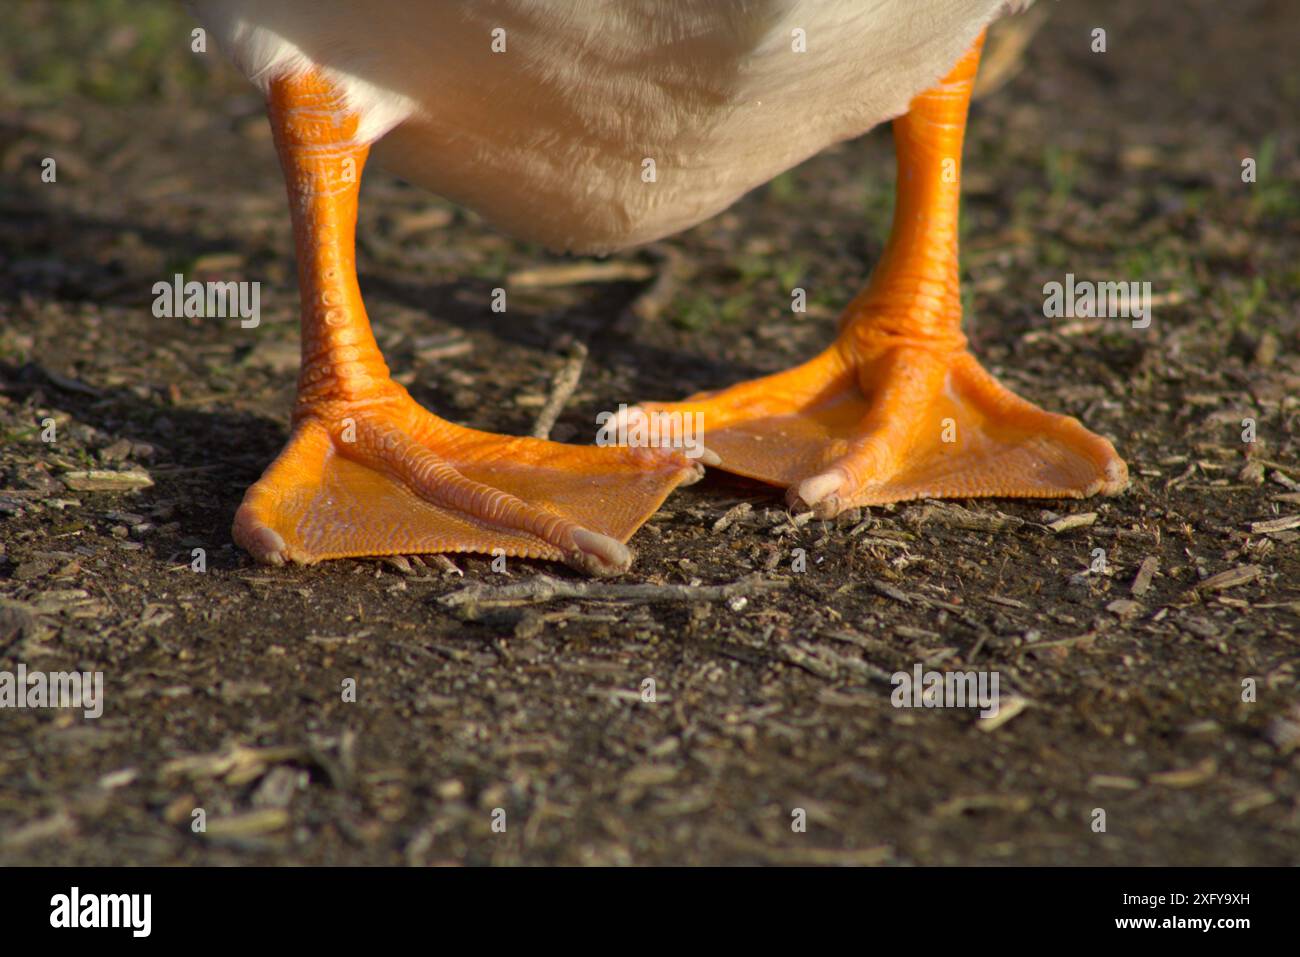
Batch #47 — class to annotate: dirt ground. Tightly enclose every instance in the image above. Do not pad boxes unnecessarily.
[1,0,1297,866]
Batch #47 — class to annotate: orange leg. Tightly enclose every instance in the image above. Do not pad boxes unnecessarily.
[232,72,699,575]
[637,33,1128,516]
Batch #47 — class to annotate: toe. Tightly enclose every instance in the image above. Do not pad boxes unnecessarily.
[567,528,633,576]
[788,469,848,518]
[233,507,290,565]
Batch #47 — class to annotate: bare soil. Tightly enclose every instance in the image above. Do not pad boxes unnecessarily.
[0,0,1297,865]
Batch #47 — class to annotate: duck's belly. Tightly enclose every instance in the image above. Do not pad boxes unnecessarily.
[196,0,1012,252]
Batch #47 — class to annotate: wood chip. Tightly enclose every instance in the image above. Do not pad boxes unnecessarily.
[622,244,684,325]
[773,642,837,680]
[162,743,308,785]
[1230,791,1277,816]
[429,554,464,576]
[934,793,1032,816]
[711,502,752,532]
[1089,774,1142,790]
[382,555,414,575]
[389,205,453,240]
[977,694,1030,732]
[413,333,473,362]
[1249,514,1300,535]
[203,808,290,838]
[1194,564,1262,592]
[507,260,654,288]
[1046,512,1097,533]
[530,342,588,439]
[1270,470,1300,492]
[61,469,153,491]
[869,578,916,606]
[0,811,76,849]
[1106,599,1144,619]
[1130,556,1159,597]
[1148,758,1216,788]
[97,768,138,790]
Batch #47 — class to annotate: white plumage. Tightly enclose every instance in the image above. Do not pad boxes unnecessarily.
[192,0,1020,252]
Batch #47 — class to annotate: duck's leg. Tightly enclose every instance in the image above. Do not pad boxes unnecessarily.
[636,34,1127,515]
[233,72,698,574]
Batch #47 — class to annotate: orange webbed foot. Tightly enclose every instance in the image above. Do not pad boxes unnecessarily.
[233,395,701,575]
[635,338,1127,518]
[634,32,1128,519]
[241,70,699,577]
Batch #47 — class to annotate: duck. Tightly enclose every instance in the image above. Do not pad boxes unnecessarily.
[189,0,1127,576]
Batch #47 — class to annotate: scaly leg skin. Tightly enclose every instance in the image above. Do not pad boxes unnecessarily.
[233,72,700,575]
[636,33,1128,518]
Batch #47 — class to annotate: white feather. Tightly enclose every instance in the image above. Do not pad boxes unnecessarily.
[191,0,1021,252]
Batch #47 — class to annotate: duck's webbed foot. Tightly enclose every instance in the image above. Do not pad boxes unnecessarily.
[234,394,699,576]
[632,333,1126,518]
[236,69,697,576]
[631,32,1127,516]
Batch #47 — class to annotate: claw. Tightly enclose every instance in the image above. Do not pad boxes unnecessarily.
[791,470,846,513]
[567,528,634,576]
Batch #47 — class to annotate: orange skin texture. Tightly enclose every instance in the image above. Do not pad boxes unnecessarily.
[233,35,1127,573]
[641,34,1128,516]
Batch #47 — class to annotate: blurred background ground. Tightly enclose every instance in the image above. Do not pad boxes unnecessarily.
[0,0,1297,865]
